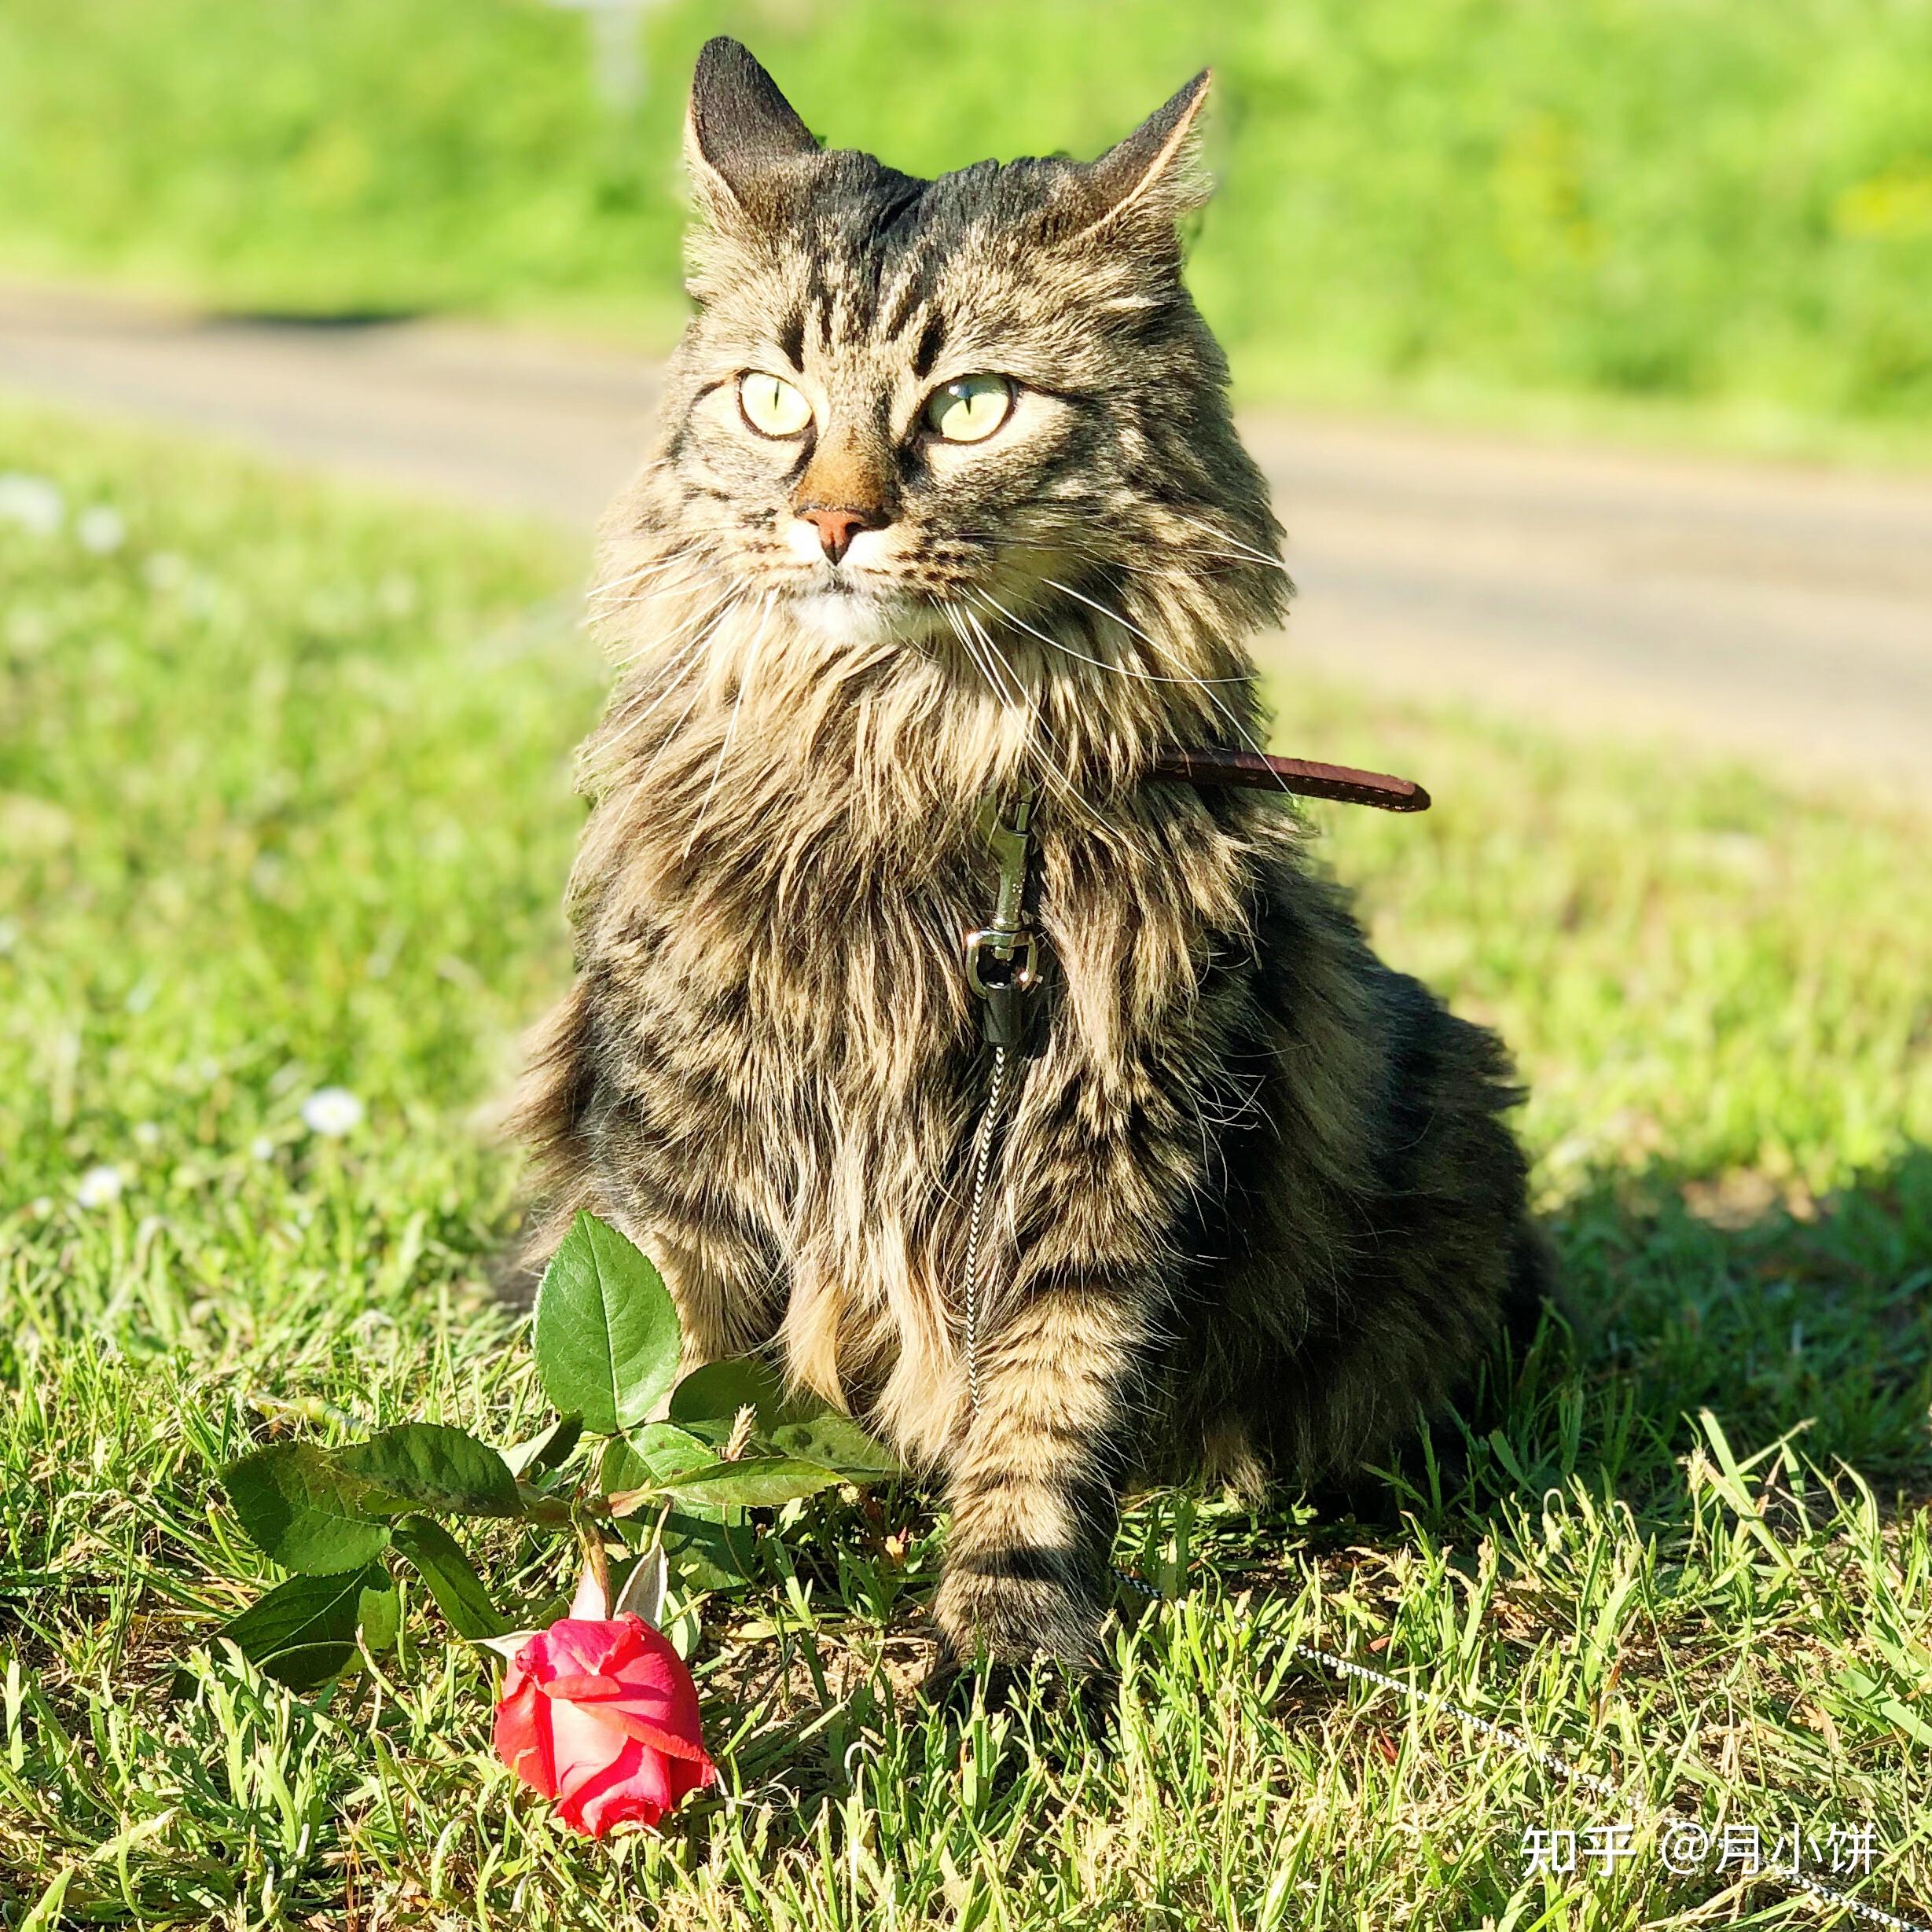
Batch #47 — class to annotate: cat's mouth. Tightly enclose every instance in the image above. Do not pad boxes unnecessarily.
[786,575,938,648]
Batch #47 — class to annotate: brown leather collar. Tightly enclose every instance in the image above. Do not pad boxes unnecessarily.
[1151,746,1430,813]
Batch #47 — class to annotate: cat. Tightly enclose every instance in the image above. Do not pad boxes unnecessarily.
[515,38,1552,1677]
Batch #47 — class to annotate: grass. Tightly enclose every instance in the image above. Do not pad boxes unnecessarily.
[1,403,1929,1929]
[5,0,1932,463]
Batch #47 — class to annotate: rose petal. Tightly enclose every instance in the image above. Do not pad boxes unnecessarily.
[666,1745,718,1805]
[569,1715,689,1838]
[604,1644,707,1743]
[567,1748,669,1838]
[500,1609,714,1833]
[493,1673,556,1800]
[527,1617,634,1682]
[547,1688,633,1799]
[582,1703,716,1765]
[546,1696,658,1837]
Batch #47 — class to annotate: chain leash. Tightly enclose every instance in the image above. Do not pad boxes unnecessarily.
[961,1043,1008,1416]
[960,786,1040,1418]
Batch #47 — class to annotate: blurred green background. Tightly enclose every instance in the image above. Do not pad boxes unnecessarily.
[4,0,1932,448]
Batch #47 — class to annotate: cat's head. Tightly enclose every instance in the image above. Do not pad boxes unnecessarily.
[616,39,1281,674]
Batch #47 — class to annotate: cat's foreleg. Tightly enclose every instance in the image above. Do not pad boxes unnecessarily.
[932,1279,1155,1673]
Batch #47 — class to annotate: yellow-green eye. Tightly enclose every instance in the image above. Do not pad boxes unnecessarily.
[924,373,1014,443]
[738,371,813,439]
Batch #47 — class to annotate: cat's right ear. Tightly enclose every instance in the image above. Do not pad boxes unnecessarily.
[685,38,821,226]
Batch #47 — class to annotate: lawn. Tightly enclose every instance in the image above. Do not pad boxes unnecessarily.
[4,0,1932,460]
[2,405,1928,1928]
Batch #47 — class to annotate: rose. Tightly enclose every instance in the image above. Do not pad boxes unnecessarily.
[494,1609,715,1837]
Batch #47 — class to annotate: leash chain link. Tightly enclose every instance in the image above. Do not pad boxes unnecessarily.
[962,1043,1009,1416]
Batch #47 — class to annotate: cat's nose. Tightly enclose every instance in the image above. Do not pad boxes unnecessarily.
[796,505,887,565]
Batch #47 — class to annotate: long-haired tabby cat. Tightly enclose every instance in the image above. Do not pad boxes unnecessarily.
[517,39,1551,1677]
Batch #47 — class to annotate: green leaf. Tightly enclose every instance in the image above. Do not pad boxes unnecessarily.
[601,1421,714,1497]
[661,1455,843,1509]
[390,1515,508,1640]
[500,1414,583,1479]
[667,1357,786,1445]
[769,1406,902,1480]
[339,1423,520,1519]
[17,1868,72,1932]
[220,1443,403,1573]
[534,1213,681,1434]
[215,1565,380,1691]
[358,1574,401,1652]
[661,1508,760,1593]
[669,1358,902,1480]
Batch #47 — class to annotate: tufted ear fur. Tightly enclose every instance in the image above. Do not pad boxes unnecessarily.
[684,37,821,225]
[1061,68,1214,240]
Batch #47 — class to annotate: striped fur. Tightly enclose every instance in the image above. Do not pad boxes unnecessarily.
[514,41,1549,1672]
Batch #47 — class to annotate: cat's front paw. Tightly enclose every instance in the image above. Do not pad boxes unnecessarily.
[933,1556,1106,1676]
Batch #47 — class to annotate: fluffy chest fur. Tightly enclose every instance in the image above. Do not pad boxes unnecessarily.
[527,593,1264,1462]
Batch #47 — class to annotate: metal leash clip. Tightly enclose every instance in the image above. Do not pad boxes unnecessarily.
[964,787,1043,1052]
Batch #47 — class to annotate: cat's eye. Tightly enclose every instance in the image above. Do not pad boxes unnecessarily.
[923,374,1014,444]
[738,371,813,439]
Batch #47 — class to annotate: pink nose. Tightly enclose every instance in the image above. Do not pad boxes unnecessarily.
[798,505,883,564]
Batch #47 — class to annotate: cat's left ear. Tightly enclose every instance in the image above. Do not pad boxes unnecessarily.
[684,37,821,226]
[1063,69,1214,239]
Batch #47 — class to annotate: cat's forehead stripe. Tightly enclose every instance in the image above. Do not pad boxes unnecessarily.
[911,311,946,380]
[777,307,805,372]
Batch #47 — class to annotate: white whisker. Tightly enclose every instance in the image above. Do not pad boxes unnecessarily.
[1038,577,1283,788]
[683,593,772,858]
[587,550,707,602]
[596,591,747,758]
[975,588,1250,687]
[959,604,1087,818]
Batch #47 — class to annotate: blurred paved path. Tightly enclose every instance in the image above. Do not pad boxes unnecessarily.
[6,279,1930,804]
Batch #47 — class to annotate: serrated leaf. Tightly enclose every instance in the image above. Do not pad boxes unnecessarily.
[668,1357,902,1480]
[534,1214,681,1434]
[215,1565,380,1691]
[358,1575,401,1652]
[390,1515,508,1640]
[220,1443,402,1574]
[500,1414,584,1479]
[601,1421,713,1498]
[661,1455,843,1509]
[339,1423,520,1518]
[661,1508,760,1593]
[667,1358,786,1445]
[769,1407,902,1479]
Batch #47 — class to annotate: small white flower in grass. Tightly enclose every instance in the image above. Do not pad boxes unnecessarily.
[250,1134,277,1162]
[75,505,127,553]
[75,1165,124,1209]
[300,1087,365,1137]
[133,1121,161,1148]
[0,473,64,538]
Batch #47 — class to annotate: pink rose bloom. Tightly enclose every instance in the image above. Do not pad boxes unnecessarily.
[494,1612,715,1837]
